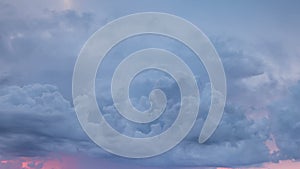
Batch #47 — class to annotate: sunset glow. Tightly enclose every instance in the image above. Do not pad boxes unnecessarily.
[1,156,300,169]
[0,156,75,169]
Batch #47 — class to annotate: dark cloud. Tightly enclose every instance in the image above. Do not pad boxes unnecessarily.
[0,79,270,167]
[93,72,271,167]
[0,84,106,159]
[269,81,300,160]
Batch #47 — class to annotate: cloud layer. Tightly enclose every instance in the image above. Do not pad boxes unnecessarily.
[0,0,300,168]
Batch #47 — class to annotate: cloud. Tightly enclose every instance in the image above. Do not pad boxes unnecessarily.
[93,72,271,167]
[0,0,300,168]
[0,3,95,98]
[0,84,107,159]
[0,26,275,168]
[0,79,271,168]
[269,81,300,160]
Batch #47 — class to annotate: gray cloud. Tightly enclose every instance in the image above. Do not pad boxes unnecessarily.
[0,84,107,159]
[0,0,300,168]
[269,81,300,160]
[0,3,95,98]
[93,72,271,167]
[0,79,270,168]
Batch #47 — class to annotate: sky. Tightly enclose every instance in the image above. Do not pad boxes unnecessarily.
[0,0,300,169]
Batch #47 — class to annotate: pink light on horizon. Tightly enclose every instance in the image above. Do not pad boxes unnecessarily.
[0,155,77,169]
[1,154,300,169]
[217,160,300,169]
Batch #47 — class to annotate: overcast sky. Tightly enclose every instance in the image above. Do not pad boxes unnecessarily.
[0,0,300,169]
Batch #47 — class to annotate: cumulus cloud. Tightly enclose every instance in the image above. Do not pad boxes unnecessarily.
[0,84,106,159]
[0,79,271,168]
[0,24,275,168]
[1,0,300,168]
[94,70,270,167]
[269,81,300,160]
